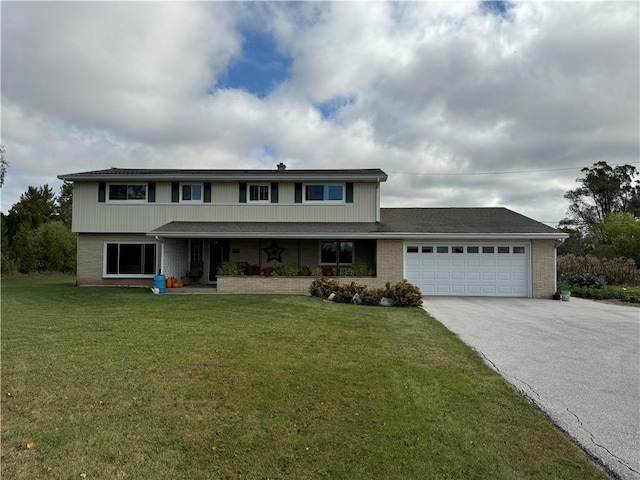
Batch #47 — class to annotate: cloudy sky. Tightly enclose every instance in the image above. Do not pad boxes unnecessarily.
[2,1,638,225]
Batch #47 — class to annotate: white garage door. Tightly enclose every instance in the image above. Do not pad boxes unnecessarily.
[404,244,530,297]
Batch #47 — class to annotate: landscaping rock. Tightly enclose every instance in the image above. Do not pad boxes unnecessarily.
[379,297,394,307]
[327,293,335,301]
[351,293,362,305]
[312,288,324,298]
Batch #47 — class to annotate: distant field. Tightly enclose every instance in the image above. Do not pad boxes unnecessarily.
[1,274,607,479]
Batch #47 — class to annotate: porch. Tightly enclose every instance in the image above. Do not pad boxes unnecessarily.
[158,237,379,287]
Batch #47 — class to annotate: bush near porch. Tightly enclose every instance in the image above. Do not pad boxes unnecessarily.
[217,261,374,277]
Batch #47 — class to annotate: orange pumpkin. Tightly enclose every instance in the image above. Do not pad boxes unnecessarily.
[165,278,172,288]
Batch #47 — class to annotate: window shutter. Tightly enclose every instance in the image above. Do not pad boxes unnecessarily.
[171,182,179,203]
[346,182,354,203]
[239,183,247,203]
[204,182,212,203]
[270,183,279,203]
[294,183,302,203]
[98,182,106,202]
[148,182,156,203]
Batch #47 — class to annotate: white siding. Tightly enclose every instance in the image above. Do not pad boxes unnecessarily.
[72,181,378,232]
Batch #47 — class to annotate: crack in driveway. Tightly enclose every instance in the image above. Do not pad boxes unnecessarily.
[476,349,638,479]
[566,407,640,477]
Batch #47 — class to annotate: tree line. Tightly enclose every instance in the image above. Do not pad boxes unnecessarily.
[1,182,76,273]
[559,161,640,267]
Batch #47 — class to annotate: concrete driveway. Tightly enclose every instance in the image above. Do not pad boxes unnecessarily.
[422,296,639,480]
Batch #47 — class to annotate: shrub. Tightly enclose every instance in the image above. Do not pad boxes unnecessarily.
[309,276,340,297]
[312,266,335,276]
[559,273,606,289]
[557,254,639,286]
[36,221,76,272]
[360,287,386,306]
[339,262,374,276]
[384,280,423,307]
[217,262,243,276]
[243,264,261,275]
[262,266,275,277]
[309,278,423,307]
[274,263,300,276]
[298,265,312,276]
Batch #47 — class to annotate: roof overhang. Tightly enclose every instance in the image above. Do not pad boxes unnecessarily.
[147,230,569,240]
[58,172,388,183]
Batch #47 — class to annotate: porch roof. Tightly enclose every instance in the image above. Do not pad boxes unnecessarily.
[148,208,567,240]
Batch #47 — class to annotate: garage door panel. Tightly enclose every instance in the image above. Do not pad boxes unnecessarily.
[406,244,530,297]
[451,271,465,280]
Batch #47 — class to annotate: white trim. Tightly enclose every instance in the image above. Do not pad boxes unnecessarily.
[105,183,148,204]
[179,182,204,203]
[303,183,345,204]
[248,183,270,203]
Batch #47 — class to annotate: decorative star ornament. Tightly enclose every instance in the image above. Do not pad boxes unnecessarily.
[263,241,286,263]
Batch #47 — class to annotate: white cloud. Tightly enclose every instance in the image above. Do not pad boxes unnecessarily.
[1,1,638,227]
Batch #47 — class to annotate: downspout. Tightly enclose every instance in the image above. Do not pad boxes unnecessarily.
[376,179,381,222]
[155,236,165,276]
[554,238,566,294]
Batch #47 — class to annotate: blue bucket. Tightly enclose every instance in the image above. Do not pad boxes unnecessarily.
[153,275,166,294]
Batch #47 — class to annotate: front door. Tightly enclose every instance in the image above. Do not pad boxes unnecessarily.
[208,240,230,284]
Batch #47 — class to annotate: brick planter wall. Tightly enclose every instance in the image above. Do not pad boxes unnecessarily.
[217,276,389,294]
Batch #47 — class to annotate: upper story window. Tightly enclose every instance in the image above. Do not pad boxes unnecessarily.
[304,184,344,202]
[181,183,203,203]
[249,184,270,203]
[108,184,147,202]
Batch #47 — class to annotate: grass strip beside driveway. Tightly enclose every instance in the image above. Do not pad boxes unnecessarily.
[1,275,608,479]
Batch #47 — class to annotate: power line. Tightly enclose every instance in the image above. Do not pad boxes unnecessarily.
[385,161,637,177]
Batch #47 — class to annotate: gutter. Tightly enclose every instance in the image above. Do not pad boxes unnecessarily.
[58,173,389,183]
[146,231,569,240]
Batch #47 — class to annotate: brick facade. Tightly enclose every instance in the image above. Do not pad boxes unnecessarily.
[218,239,405,294]
[77,233,158,287]
[531,239,558,298]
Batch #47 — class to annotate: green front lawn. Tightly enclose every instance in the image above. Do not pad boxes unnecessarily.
[1,275,607,479]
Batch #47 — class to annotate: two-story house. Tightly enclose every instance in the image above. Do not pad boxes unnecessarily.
[58,164,567,297]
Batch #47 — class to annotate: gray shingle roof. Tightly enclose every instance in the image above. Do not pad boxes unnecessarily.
[149,208,565,239]
[58,167,388,181]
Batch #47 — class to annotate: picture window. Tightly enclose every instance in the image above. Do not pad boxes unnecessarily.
[105,243,156,276]
[320,241,353,265]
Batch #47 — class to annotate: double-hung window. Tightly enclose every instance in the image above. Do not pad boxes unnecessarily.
[320,241,353,265]
[105,243,156,277]
[181,183,203,203]
[304,184,344,202]
[108,184,147,202]
[249,184,270,203]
